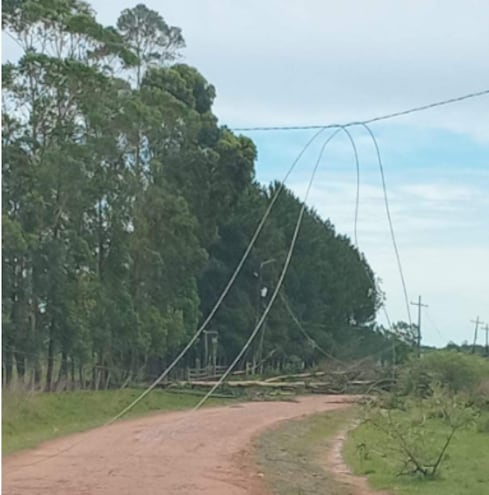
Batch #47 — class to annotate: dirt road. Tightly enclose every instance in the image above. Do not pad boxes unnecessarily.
[3,395,355,495]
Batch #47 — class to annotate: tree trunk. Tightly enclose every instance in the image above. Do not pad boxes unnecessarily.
[79,365,85,390]
[71,358,76,390]
[56,351,68,390]
[4,350,14,386]
[94,368,101,391]
[105,370,111,390]
[46,327,55,392]
[14,352,26,386]
[34,356,42,389]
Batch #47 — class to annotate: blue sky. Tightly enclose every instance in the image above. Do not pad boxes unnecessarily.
[3,0,488,346]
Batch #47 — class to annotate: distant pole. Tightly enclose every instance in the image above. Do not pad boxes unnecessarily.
[410,295,428,357]
[484,324,489,357]
[471,317,483,354]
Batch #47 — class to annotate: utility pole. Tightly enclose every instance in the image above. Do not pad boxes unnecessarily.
[410,295,428,357]
[484,324,489,357]
[253,258,275,373]
[203,330,209,368]
[203,330,218,374]
[471,316,483,354]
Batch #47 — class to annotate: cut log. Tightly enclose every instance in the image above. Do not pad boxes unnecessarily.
[264,371,326,383]
[178,380,307,389]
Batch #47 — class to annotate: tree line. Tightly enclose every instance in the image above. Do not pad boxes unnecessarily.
[2,1,394,391]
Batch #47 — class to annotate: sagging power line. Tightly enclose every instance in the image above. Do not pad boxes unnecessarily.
[107,88,489,423]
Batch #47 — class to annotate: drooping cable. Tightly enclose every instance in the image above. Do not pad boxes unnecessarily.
[192,129,342,410]
[359,122,413,326]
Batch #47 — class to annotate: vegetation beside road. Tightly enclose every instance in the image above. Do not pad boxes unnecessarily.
[255,408,357,495]
[255,351,489,495]
[343,351,489,495]
[344,411,489,495]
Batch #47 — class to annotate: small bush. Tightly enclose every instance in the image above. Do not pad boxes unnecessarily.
[476,412,489,433]
[472,378,489,411]
[397,350,489,397]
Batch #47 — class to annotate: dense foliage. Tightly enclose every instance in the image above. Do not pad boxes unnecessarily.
[2,1,381,390]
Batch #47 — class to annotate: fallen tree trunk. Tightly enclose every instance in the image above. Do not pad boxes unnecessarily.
[177,380,307,389]
[263,371,326,383]
[173,377,395,393]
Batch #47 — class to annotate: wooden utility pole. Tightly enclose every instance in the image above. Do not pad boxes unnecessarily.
[204,330,209,367]
[471,316,483,354]
[410,295,428,357]
[253,258,275,373]
[203,330,219,375]
[484,324,489,357]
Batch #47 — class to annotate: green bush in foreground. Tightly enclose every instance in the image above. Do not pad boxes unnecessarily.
[345,351,489,494]
[346,408,489,495]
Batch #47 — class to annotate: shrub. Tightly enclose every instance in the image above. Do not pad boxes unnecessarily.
[397,350,489,397]
[472,378,489,411]
[476,412,489,433]
[363,388,475,478]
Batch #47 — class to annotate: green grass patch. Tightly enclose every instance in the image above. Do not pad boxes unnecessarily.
[2,388,229,454]
[255,407,357,495]
[344,414,489,495]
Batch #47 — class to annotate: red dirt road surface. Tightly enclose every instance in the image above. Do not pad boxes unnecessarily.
[3,395,356,495]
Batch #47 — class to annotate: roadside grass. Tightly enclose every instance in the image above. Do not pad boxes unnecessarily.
[343,412,489,495]
[255,407,357,495]
[2,388,229,454]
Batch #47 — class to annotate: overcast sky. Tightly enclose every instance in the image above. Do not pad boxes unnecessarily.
[3,1,488,346]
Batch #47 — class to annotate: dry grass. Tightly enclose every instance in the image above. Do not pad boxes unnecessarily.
[255,408,358,495]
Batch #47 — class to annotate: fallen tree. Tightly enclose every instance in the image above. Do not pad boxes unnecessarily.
[164,378,395,394]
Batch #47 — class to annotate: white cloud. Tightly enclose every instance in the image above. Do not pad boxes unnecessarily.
[400,184,477,202]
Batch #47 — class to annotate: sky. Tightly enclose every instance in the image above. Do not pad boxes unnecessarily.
[3,0,488,347]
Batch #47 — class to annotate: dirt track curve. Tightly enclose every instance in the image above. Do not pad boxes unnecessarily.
[3,395,357,495]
